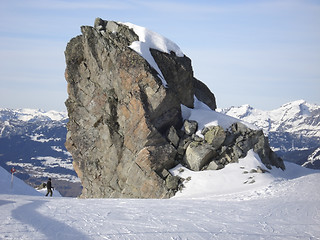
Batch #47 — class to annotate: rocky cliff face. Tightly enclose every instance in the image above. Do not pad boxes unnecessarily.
[65,18,216,198]
[65,18,283,198]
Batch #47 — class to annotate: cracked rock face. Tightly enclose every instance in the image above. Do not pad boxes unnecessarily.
[64,19,216,198]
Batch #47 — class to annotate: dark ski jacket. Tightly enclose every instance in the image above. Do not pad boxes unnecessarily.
[47,180,53,190]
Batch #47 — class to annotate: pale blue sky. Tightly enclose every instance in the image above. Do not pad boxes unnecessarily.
[1,0,319,111]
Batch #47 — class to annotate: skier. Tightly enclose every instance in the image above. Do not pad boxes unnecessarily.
[45,178,54,197]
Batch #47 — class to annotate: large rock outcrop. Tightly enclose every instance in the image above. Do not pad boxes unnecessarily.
[65,18,283,199]
[65,18,216,198]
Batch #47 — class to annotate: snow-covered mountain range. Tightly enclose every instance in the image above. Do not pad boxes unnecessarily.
[218,100,320,168]
[0,100,319,197]
[0,108,81,197]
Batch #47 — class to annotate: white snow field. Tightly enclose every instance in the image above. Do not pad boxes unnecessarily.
[1,152,320,240]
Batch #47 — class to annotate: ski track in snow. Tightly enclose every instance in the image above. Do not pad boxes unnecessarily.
[1,155,320,240]
[1,172,320,240]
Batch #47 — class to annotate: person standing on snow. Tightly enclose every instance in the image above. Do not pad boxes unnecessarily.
[45,178,54,197]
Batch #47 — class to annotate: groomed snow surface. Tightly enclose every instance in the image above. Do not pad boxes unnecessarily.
[1,152,320,240]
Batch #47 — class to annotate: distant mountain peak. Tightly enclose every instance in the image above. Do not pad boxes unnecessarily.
[0,108,68,122]
[219,100,320,137]
[281,99,306,106]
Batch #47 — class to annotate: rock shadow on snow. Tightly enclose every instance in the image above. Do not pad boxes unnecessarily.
[12,199,90,240]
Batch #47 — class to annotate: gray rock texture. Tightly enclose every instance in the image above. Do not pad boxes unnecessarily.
[182,122,285,171]
[183,120,198,136]
[184,142,216,171]
[202,125,226,149]
[64,18,216,198]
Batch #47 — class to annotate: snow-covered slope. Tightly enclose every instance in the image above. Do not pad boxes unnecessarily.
[171,149,317,200]
[218,100,320,167]
[171,150,276,199]
[0,166,42,196]
[1,154,319,239]
[182,97,258,136]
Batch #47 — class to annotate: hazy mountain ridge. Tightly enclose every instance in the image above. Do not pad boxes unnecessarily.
[0,108,67,122]
[218,100,320,168]
[218,100,320,136]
